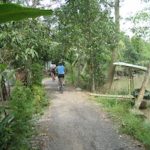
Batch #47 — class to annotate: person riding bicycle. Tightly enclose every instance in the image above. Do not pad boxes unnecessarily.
[56,62,65,90]
[50,63,56,81]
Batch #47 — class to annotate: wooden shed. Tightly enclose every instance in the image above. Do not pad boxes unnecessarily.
[113,62,147,95]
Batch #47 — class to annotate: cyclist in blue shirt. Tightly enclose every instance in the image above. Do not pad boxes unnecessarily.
[56,62,65,78]
[56,62,65,89]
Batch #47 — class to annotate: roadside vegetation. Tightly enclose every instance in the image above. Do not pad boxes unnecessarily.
[0,3,51,149]
[94,97,150,149]
[0,80,49,149]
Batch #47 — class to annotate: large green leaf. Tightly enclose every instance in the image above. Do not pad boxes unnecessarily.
[0,3,53,23]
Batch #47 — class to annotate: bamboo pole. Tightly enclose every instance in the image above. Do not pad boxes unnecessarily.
[135,64,150,109]
[89,93,134,99]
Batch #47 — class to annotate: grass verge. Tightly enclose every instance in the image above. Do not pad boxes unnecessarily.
[94,98,150,149]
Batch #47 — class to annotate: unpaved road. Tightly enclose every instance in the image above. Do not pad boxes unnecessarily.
[32,78,144,150]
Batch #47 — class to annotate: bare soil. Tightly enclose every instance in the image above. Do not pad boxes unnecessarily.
[32,78,145,150]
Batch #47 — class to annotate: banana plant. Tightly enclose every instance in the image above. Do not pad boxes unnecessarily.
[0,3,53,23]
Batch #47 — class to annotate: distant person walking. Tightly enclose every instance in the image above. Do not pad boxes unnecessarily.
[50,63,56,81]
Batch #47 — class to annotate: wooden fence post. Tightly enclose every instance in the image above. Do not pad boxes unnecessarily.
[135,64,150,109]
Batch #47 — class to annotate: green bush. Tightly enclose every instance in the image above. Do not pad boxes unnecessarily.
[8,84,34,150]
[32,85,49,114]
[0,83,50,149]
[0,110,14,150]
[31,63,43,86]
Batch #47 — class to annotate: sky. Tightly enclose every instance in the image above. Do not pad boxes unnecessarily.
[120,0,146,35]
[120,0,142,17]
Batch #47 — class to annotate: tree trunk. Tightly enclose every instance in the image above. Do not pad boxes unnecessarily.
[0,82,4,101]
[115,0,120,32]
[107,0,120,91]
[107,50,116,92]
[77,62,81,87]
[91,53,96,92]
[135,64,150,109]
[2,0,7,3]
[15,68,28,85]
[92,70,95,92]
[76,48,81,87]
[1,76,8,101]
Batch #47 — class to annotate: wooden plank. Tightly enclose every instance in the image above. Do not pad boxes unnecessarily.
[89,93,134,99]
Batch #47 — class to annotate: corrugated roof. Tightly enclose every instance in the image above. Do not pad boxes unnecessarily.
[113,62,147,71]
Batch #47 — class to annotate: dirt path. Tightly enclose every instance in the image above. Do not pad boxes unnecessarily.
[32,78,144,150]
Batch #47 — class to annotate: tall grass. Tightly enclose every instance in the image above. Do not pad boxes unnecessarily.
[94,98,150,149]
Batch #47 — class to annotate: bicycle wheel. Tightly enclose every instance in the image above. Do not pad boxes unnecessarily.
[60,85,63,93]
[59,77,63,93]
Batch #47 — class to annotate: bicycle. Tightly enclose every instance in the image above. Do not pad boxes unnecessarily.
[58,77,64,93]
[50,68,56,81]
[51,71,55,81]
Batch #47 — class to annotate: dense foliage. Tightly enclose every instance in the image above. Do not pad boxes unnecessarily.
[52,0,117,90]
[8,85,33,150]
[31,63,43,86]
[0,1,52,149]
